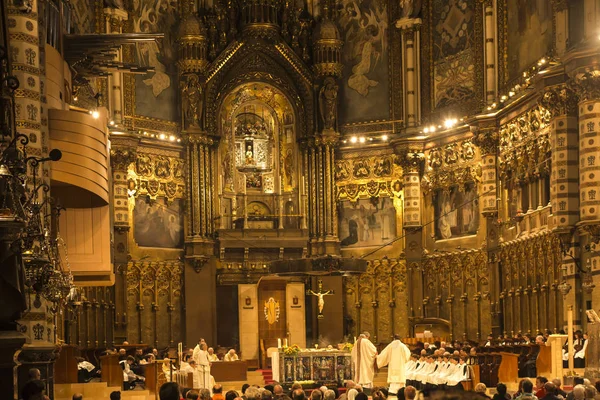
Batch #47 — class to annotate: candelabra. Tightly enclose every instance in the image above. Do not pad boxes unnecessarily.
[0,64,72,312]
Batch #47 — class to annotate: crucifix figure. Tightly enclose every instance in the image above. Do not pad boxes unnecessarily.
[307,280,334,319]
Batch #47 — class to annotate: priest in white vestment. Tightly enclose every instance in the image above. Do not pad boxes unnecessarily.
[351,332,378,388]
[192,342,212,389]
[376,335,411,394]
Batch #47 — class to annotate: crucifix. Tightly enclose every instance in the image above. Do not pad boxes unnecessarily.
[307,280,334,319]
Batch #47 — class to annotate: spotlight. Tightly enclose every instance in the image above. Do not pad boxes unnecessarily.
[382,134,388,141]
[159,133,166,140]
[509,91,515,97]
[350,136,358,143]
[169,135,175,141]
[177,138,182,143]
[92,111,99,119]
[109,120,115,126]
[430,126,436,132]
[359,137,366,143]
[444,118,457,129]
[423,127,430,133]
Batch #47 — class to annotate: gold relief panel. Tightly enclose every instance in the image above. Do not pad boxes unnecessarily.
[422,139,482,194]
[128,151,186,202]
[498,104,552,183]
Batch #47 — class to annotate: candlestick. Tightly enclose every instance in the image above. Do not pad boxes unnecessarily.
[277,338,282,348]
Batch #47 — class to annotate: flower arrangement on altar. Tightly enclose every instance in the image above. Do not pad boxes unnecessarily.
[342,342,353,352]
[284,344,301,356]
[296,380,316,385]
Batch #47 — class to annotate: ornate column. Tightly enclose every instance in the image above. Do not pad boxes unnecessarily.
[304,131,340,256]
[309,8,343,256]
[482,0,497,104]
[104,7,128,124]
[539,85,579,229]
[108,135,139,342]
[176,10,217,344]
[396,18,422,127]
[552,0,569,57]
[472,125,500,336]
[568,70,600,328]
[394,143,425,318]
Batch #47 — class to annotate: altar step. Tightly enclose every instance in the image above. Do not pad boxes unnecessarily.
[220,370,268,392]
[55,382,152,400]
[257,369,275,384]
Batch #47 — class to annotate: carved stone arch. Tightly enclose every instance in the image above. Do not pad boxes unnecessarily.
[204,42,314,138]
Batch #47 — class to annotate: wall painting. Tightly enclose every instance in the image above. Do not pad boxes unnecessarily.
[506,0,553,84]
[338,0,390,124]
[131,0,178,122]
[134,197,183,248]
[339,197,397,247]
[434,184,479,240]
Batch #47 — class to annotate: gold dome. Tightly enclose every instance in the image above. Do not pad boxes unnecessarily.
[178,14,206,38]
[313,20,341,42]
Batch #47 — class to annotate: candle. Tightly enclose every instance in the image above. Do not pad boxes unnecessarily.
[354,337,357,343]
[284,339,288,347]
[277,338,282,348]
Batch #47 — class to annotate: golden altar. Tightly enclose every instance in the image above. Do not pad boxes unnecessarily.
[273,349,353,384]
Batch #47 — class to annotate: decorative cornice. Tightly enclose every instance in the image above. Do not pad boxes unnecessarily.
[569,69,600,102]
[538,85,578,118]
[471,127,499,155]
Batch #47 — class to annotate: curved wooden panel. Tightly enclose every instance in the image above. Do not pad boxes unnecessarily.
[49,108,109,205]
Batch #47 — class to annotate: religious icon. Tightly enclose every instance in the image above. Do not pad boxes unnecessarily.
[263,297,280,324]
[293,296,299,306]
[245,297,252,306]
[307,280,334,319]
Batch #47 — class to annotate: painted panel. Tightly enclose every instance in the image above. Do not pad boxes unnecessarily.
[338,0,390,124]
[134,197,183,248]
[131,0,178,121]
[433,183,479,240]
[506,0,553,84]
[432,0,476,111]
[339,197,397,247]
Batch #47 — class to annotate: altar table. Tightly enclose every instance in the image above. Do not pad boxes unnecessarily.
[272,349,353,384]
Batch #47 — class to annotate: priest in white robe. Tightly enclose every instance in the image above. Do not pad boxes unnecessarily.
[351,332,378,388]
[192,341,211,389]
[376,335,411,394]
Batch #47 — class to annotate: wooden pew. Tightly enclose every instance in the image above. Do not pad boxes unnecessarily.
[536,345,552,377]
[101,353,123,388]
[145,362,157,393]
[498,352,519,385]
[55,345,79,384]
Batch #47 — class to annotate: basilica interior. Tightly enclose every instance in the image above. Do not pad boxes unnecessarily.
[1,0,600,397]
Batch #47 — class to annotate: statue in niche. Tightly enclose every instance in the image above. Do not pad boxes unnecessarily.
[182,74,203,128]
[284,149,293,186]
[399,0,422,19]
[223,150,232,187]
[319,77,338,130]
[245,144,254,164]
